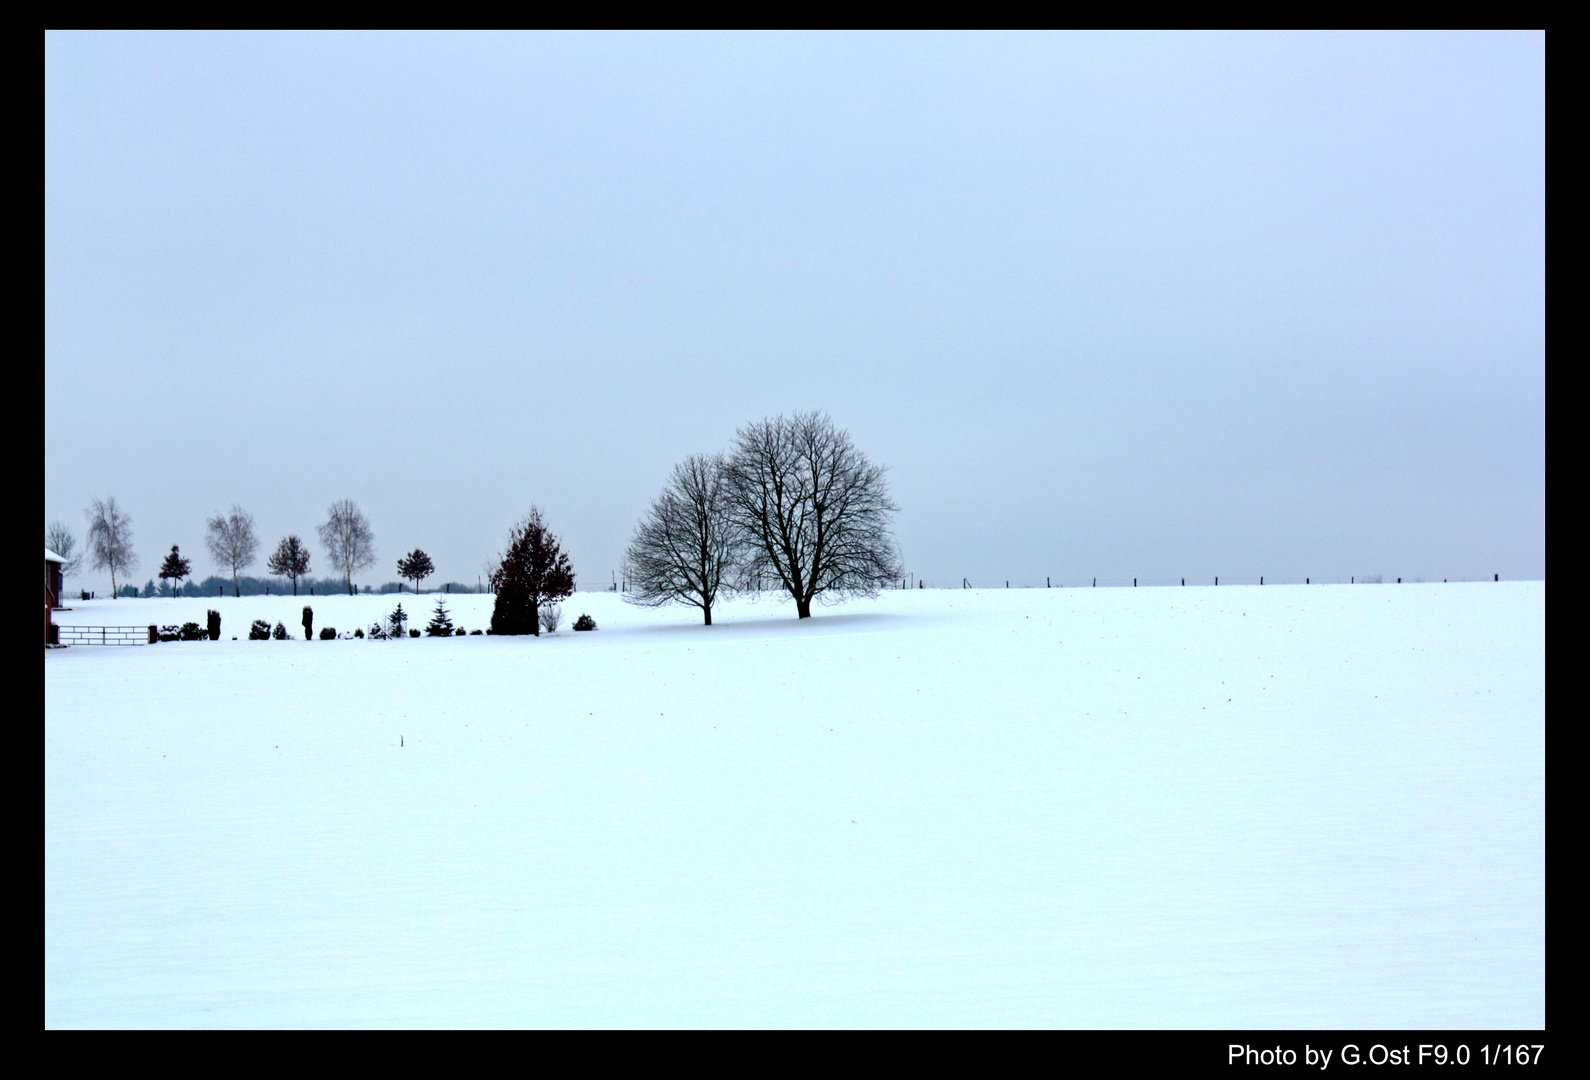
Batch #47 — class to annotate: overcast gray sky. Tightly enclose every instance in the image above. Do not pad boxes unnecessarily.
[46,31,1543,592]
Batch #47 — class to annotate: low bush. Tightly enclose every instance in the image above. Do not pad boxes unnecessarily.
[249,619,271,640]
[455,626,466,635]
[179,622,204,641]
[353,628,365,638]
[207,610,221,641]
[409,628,420,638]
[539,604,562,634]
[470,629,482,635]
[319,626,336,639]
[272,621,289,640]
[574,613,596,631]
[367,622,387,640]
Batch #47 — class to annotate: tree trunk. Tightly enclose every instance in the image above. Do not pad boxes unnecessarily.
[703,605,712,626]
[796,597,812,619]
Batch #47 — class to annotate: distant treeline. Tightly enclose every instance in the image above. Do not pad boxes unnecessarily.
[108,575,482,598]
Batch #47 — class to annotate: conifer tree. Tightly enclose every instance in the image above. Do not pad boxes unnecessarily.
[425,597,455,636]
[489,506,575,636]
[397,549,435,594]
[158,545,192,598]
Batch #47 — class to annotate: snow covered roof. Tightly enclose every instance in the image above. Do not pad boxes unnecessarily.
[45,548,65,563]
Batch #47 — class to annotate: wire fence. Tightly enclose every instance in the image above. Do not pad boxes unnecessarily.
[587,572,1509,594]
[905,573,1507,589]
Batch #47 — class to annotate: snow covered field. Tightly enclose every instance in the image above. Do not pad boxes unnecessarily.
[45,582,1543,1028]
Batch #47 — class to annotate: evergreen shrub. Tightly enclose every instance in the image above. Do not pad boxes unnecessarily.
[249,619,271,640]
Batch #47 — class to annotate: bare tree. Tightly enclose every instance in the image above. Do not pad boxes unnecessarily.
[85,497,138,598]
[624,453,739,625]
[46,521,84,578]
[206,505,259,597]
[318,498,376,595]
[267,535,312,595]
[724,412,902,619]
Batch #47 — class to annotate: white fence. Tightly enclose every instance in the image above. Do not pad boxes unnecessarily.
[54,625,150,646]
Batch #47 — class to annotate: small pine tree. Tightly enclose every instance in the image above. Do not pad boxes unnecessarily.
[574,613,596,631]
[425,598,455,636]
[207,609,221,641]
[272,621,289,640]
[387,603,408,639]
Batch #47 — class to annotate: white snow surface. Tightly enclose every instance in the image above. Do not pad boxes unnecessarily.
[46,583,1543,1028]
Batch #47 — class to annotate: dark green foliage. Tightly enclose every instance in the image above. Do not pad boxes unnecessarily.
[207,610,220,641]
[272,621,289,640]
[425,598,455,637]
[302,606,313,640]
[409,628,420,638]
[249,619,271,640]
[319,626,336,639]
[489,590,537,635]
[455,626,466,635]
[469,629,482,635]
[354,628,365,638]
[574,613,597,631]
[179,622,204,641]
[387,603,408,639]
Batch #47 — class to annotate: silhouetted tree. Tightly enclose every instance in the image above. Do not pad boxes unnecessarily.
[489,506,575,636]
[158,545,192,597]
[724,412,902,619]
[318,499,376,595]
[397,549,435,594]
[267,535,312,595]
[86,497,137,598]
[206,505,259,597]
[46,521,84,578]
[624,452,739,625]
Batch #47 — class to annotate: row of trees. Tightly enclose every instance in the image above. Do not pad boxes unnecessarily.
[48,498,433,598]
[50,413,902,630]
